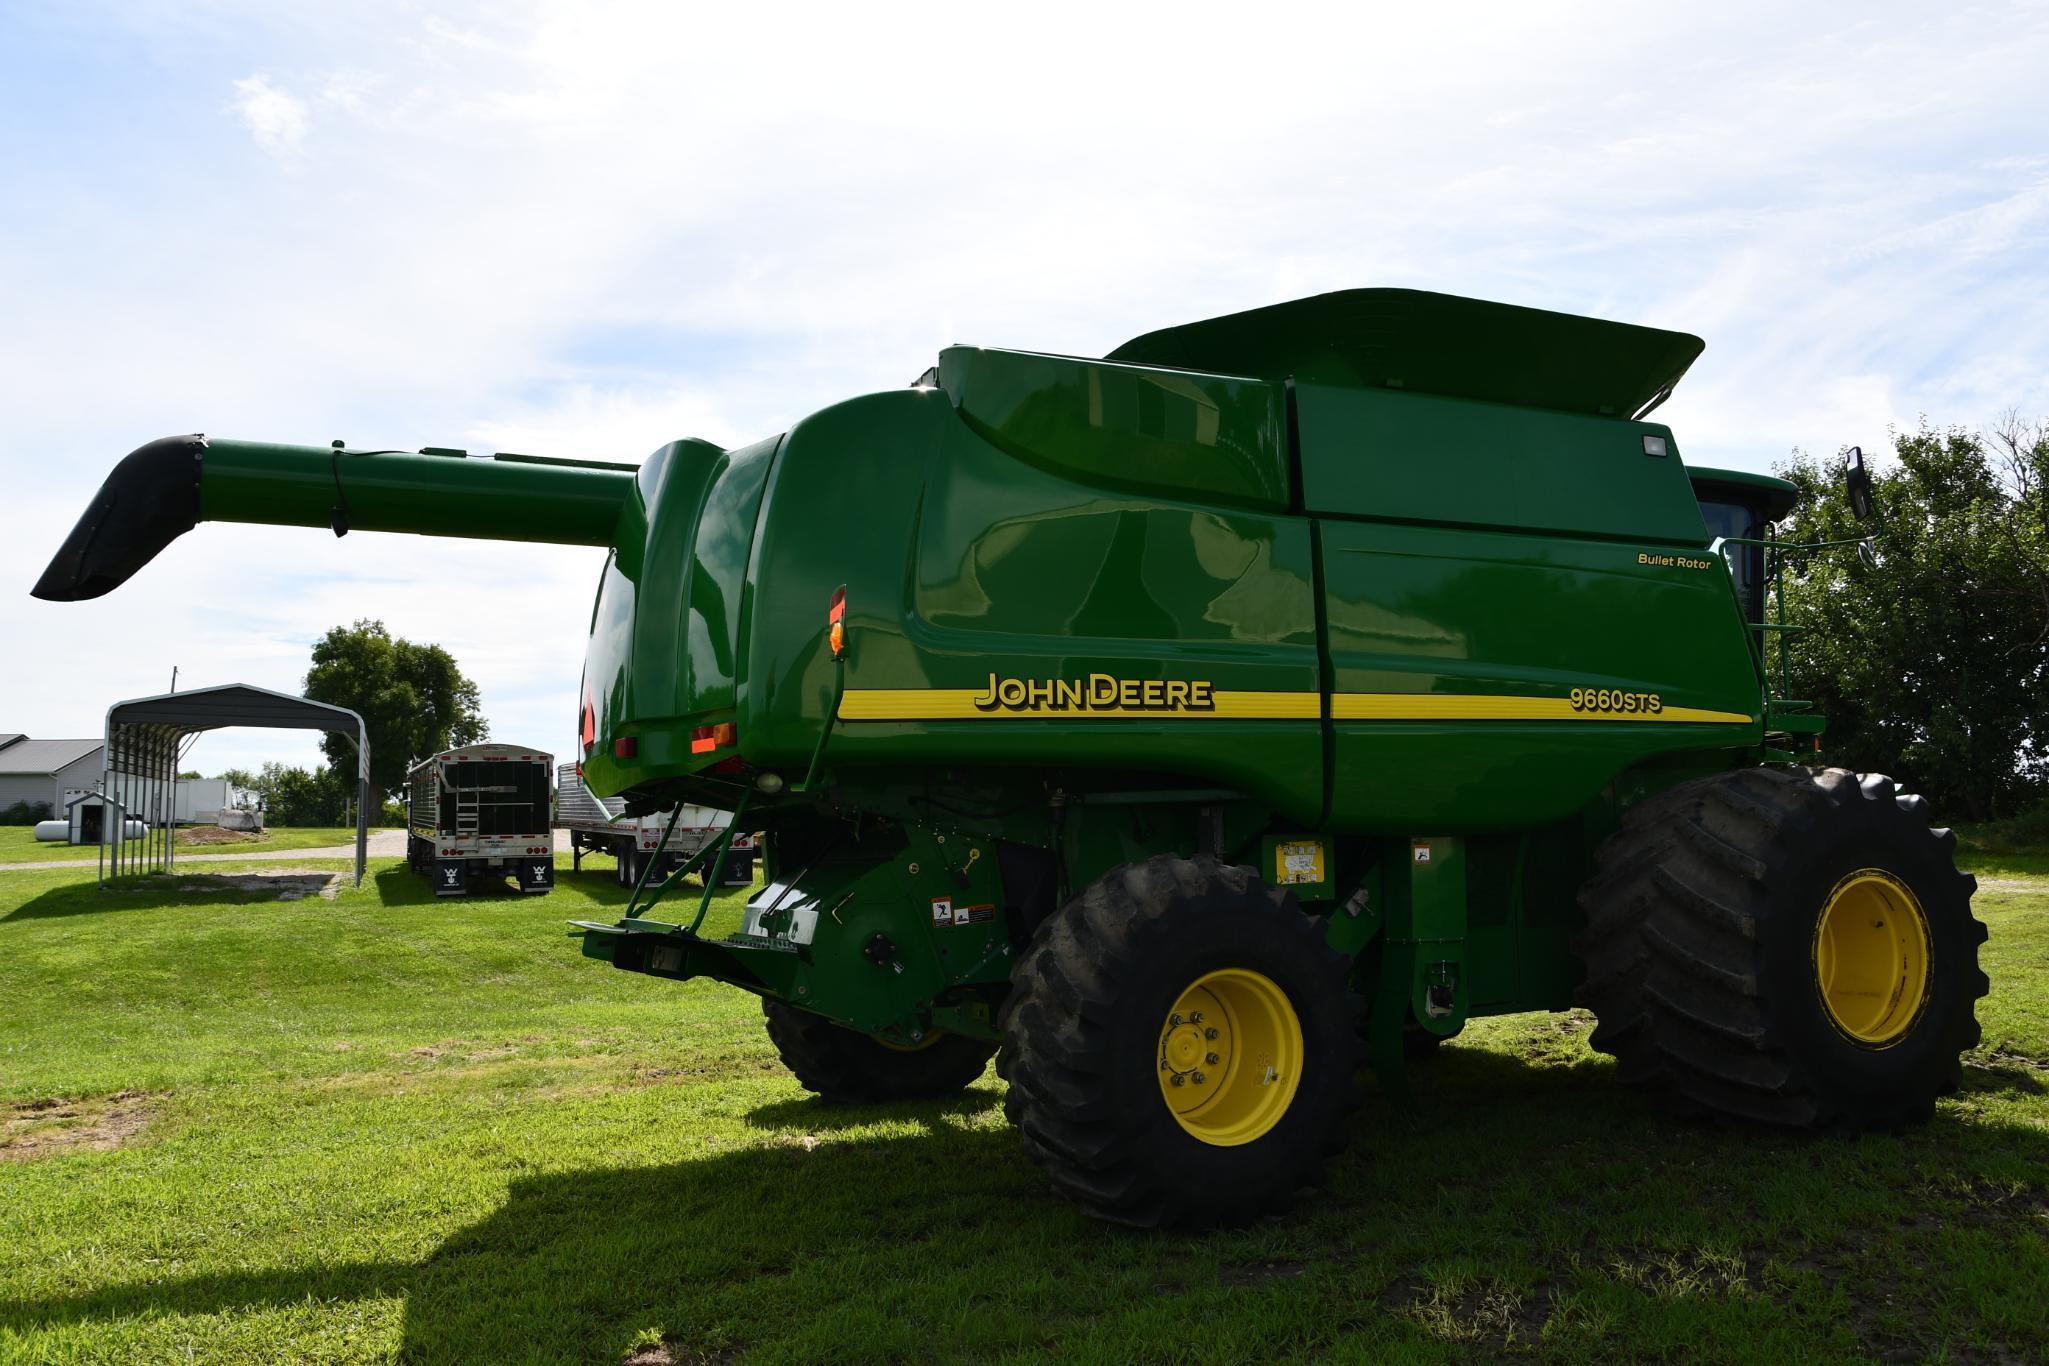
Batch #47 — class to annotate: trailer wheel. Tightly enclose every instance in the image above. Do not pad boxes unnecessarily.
[998,855,1358,1229]
[615,842,639,888]
[1576,766,1986,1129]
[762,1001,996,1102]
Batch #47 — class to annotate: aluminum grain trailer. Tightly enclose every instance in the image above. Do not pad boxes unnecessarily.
[405,744,555,896]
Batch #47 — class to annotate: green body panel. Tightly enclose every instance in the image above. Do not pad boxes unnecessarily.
[1295,384,1707,543]
[47,288,1803,1073]
[698,388,1327,819]
[1320,516,1761,829]
[580,435,777,798]
[937,346,1291,512]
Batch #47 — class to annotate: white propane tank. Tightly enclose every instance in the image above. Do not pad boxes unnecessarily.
[32,819,69,841]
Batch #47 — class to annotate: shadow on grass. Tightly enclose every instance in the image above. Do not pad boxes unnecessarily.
[0,871,364,923]
[740,1088,1003,1133]
[7,1043,2048,1359]
[0,1114,1031,1360]
[367,865,565,908]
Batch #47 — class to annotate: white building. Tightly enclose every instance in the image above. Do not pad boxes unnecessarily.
[0,735,103,818]
[0,735,255,825]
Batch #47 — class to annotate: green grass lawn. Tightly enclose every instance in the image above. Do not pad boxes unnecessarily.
[0,825,386,866]
[1,851,2044,1363]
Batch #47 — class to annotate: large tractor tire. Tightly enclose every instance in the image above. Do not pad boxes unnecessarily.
[998,855,1358,1229]
[1577,766,1986,1129]
[763,1001,997,1103]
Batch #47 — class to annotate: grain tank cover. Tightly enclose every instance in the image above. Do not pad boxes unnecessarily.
[1107,288,1704,420]
[936,347,1289,512]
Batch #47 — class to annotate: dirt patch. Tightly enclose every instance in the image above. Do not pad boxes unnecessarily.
[621,1338,741,1365]
[178,825,262,846]
[2,1090,156,1161]
[1380,1274,1556,1353]
[167,870,341,901]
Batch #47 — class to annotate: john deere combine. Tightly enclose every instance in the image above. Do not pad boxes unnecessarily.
[36,289,1985,1228]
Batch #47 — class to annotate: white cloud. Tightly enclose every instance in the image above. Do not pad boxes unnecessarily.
[227,74,309,155]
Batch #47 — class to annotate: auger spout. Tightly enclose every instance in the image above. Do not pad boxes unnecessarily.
[33,435,637,601]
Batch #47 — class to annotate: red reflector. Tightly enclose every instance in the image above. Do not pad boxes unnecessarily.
[580,696,596,752]
[614,736,638,759]
[827,586,846,624]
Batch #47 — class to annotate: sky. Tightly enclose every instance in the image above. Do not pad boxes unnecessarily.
[2,1,2045,778]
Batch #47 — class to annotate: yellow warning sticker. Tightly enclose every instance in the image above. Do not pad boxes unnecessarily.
[1275,840,1325,886]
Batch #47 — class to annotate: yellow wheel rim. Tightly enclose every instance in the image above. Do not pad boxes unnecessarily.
[875,1031,942,1053]
[1813,869,1932,1046]
[1156,968,1303,1146]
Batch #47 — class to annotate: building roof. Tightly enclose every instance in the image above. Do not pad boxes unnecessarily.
[0,738,102,775]
[0,734,22,752]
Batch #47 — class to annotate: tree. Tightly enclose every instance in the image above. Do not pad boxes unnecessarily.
[1776,418,2049,820]
[302,620,488,800]
[248,762,352,826]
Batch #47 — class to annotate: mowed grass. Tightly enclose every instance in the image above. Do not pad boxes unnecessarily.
[0,826,384,866]
[0,852,2044,1364]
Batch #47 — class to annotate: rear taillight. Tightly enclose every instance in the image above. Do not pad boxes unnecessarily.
[614,736,638,760]
[690,722,737,755]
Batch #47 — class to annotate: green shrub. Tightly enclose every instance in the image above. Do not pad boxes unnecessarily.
[0,800,53,825]
[1958,802,2049,855]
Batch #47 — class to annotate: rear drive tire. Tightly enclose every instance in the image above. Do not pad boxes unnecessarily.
[1576,766,1986,1129]
[998,855,1358,1229]
[763,1002,997,1102]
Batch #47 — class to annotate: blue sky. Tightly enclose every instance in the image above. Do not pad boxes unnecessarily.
[3,1,2045,777]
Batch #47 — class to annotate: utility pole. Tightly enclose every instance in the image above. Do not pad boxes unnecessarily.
[169,665,178,694]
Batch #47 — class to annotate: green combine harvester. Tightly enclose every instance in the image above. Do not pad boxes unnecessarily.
[36,289,1985,1229]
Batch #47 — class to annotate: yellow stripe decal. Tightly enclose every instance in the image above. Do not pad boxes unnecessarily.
[838,688,1749,725]
[1330,693,1752,724]
[838,690,1319,721]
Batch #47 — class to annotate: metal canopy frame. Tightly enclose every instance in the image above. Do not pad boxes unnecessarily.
[99,683,371,887]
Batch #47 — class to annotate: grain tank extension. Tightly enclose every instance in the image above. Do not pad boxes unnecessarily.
[36,289,1986,1229]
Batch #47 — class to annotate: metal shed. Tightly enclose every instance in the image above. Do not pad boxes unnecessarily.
[100,684,370,887]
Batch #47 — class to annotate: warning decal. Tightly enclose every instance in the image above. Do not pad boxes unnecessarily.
[935,901,996,927]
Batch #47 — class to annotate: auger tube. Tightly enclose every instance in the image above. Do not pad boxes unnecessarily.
[33,435,638,601]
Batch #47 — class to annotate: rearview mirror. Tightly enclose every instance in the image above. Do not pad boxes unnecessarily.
[1845,446,1874,522]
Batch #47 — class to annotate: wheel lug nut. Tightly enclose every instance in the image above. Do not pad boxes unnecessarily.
[1190,1012,1204,1024]
[1191,1071,1207,1085]
[1204,1027,1218,1040]
[1170,1013,1184,1026]
[1170,1073,1185,1086]
[1205,1052,1219,1065]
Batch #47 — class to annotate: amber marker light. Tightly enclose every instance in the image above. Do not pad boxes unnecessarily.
[827,584,847,659]
[691,722,738,755]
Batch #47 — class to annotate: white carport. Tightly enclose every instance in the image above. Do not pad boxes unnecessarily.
[99,684,370,887]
